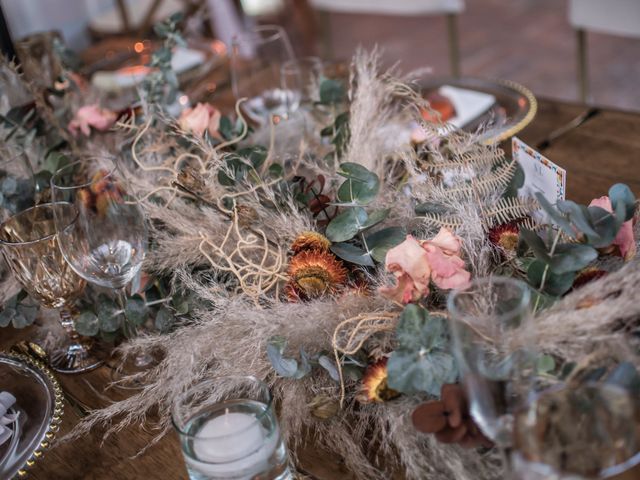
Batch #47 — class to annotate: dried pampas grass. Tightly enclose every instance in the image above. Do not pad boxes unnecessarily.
[59,49,640,480]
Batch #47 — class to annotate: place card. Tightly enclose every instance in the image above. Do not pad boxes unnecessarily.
[513,137,566,222]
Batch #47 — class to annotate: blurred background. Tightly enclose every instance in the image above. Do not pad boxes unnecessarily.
[0,0,638,110]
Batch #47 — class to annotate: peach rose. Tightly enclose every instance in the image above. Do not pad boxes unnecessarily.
[379,235,431,303]
[178,103,221,138]
[380,228,471,304]
[68,104,117,137]
[589,195,636,261]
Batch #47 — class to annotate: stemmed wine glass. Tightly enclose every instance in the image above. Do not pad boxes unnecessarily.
[0,202,102,372]
[447,276,535,447]
[230,25,297,124]
[50,157,148,358]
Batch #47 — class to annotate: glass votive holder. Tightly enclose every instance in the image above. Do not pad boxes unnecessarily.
[172,376,292,480]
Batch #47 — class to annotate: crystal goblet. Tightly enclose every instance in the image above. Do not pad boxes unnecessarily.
[0,202,102,373]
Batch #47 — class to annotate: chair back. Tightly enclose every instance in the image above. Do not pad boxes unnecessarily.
[569,0,640,38]
[309,0,464,16]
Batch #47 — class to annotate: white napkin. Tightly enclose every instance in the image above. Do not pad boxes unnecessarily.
[438,85,496,129]
[0,391,18,446]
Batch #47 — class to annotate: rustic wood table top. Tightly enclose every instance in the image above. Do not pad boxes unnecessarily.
[1,96,640,480]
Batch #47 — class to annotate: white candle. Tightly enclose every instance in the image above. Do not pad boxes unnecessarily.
[185,408,280,479]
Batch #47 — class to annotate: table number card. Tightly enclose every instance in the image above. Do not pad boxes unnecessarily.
[513,137,566,221]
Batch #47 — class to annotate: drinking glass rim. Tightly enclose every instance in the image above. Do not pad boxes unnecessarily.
[446,276,531,323]
[0,202,78,246]
[171,375,274,441]
[281,56,323,74]
[50,157,119,191]
[231,24,288,45]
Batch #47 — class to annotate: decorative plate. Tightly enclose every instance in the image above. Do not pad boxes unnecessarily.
[0,353,64,479]
[418,76,538,144]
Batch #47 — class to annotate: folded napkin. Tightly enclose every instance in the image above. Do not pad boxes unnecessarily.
[0,391,18,446]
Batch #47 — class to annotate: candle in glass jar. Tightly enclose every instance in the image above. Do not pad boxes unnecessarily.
[185,408,279,479]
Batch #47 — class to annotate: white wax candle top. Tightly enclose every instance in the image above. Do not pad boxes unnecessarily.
[193,411,265,463]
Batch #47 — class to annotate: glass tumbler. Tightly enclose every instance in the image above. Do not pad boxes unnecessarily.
[172,376,292,480]
[447,276,535,447]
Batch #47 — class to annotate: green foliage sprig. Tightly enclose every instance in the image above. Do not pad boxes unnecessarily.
[141,12,185,108]
[386,304,458,395]
[324,163,405,266]
[518,183,636,299]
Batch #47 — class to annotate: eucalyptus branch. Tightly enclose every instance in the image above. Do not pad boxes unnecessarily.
[533,229,562,313]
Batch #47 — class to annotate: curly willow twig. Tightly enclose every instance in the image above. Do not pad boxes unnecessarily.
[195,206,288,306]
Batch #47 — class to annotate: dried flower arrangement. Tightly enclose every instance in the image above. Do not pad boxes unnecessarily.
[0,20,639,479]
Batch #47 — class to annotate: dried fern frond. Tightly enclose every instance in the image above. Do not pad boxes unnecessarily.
[420,212,463,230]
[486,196,538,227]
[447,158,517,197]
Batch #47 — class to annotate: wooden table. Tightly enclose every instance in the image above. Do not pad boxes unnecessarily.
[2,98,640,480]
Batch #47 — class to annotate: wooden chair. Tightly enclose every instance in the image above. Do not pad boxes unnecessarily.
[307,0,465,76]
[569,0,640,102]
[86,0,202,39]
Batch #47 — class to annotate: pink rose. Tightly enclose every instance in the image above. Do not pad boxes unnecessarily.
[589,195,636,261]
[178,103,221,138]
[379,235,431,303]
[68,104,117,137]
[380,228,471,304]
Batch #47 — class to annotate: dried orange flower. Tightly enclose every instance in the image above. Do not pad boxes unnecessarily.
[291,231,331,254]
[488,221,520,252]
[358,358,400,403]
[287,250,347,299]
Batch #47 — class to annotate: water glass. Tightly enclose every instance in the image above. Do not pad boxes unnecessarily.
[172,376,292,480]
[447,276,534,446]
[0,203,102,373]
[280,56,323,108]
[511,383,640,480]
[231,25,296,123]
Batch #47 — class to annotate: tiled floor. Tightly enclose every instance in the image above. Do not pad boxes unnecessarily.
[315,0,640,111]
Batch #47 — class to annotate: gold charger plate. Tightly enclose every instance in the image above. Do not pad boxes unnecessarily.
[418,76,538,144]
[0,352,64,479]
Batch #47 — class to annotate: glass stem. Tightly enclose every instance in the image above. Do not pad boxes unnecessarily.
[115,287,134,338]
[59,307,81,343]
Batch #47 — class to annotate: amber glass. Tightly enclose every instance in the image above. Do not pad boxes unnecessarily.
[0,203,101,373]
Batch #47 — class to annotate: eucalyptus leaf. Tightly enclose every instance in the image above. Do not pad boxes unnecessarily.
[97,297,122,333]
[330,242,375,267]
[556,200,598,238]
[297,348,312,379]
[387,305,457,394]
[608,183,636,221]
[535,192,575,238]
[319,78,345,104]
[520,228,550,263]
[537,354,556,374]
[318,355,340,381]
[360,209,389,231]
[605,362,640,394]
[266,336,299,378]
[387,350,457,395]
[504,160,525,198]
[154,307,175,333]
[75,311,99,336]
[586,206,617,247]
[549,244,598,274]
[528,259,575,296]
[0,307,14,327]
[325,208,368,242]
[125,295,147,326]
[365,227,406,263]
[336,163,380,206]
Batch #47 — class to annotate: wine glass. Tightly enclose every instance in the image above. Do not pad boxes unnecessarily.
[0,202,102,373]
[447,276,535,447]
[280,56,323,109]
[230,25,297,124]
[50,157,148,356]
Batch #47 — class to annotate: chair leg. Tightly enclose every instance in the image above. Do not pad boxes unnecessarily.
[576,29,589,103]
[446,13,460,77]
